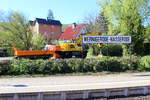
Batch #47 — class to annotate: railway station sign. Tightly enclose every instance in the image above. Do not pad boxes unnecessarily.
[83,35,131,44]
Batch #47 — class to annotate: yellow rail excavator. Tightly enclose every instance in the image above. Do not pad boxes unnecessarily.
[13,33,102,59]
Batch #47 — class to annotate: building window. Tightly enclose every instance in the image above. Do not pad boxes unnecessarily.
[51,25,54,29]
[44,25,47,28]
[44,32,47,35]
[51,32,54,34]
[44,25,47,31]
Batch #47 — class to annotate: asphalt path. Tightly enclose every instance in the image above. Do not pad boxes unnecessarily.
[1,72,150,93]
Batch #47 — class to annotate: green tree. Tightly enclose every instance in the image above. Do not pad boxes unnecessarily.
[144,4,150,43]
[31,33,47,50]
[83,12,108,56]
[100,0,149,55]
[0,11,48,50]
[0,12,33,50]
[84,12,108,33]
[47,9,54,20]
[145,26,150,43]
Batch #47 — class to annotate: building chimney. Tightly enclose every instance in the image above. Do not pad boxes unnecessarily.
[72,23,77,29]
[47,17,51,21]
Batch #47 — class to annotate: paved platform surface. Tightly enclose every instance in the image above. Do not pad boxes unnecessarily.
[1,72,150,93]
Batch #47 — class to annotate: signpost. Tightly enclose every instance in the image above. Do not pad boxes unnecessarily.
[83,35,132,72]
[83,35,131,44]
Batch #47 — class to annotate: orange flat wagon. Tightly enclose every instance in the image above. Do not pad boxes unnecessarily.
[13,48,60,59]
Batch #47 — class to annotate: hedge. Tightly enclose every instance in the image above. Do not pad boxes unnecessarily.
[101,44,123,56]
[0,56,143,75]
[139,56,150,71]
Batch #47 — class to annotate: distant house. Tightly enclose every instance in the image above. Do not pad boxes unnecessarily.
[59,23,87,40]
[30,18,62,40]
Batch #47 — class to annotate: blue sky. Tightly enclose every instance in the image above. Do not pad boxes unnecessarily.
[0,0,101,24]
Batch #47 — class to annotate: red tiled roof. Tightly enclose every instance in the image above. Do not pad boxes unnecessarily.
[59,24,84,40]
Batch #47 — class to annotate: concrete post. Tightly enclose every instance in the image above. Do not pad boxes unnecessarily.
[143,87,148,95]
[124,88,128,96]
[61,92,66,100]
[104,90,110,97]
[13,94,19,100]
[37,93,43,100]
[83,91,89,99]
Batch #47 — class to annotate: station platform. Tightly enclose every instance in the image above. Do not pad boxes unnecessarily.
[0,72,150,100]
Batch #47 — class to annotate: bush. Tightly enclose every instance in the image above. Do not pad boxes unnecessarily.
[0,56,141,75]
[144,43,150,55]
[88,44,101,56]
[101,44,123,56]
[66,59,84,73]
[0,60,11,75]
[139,56,150,71]
[10,59,38,75]
[107,56,140,72]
